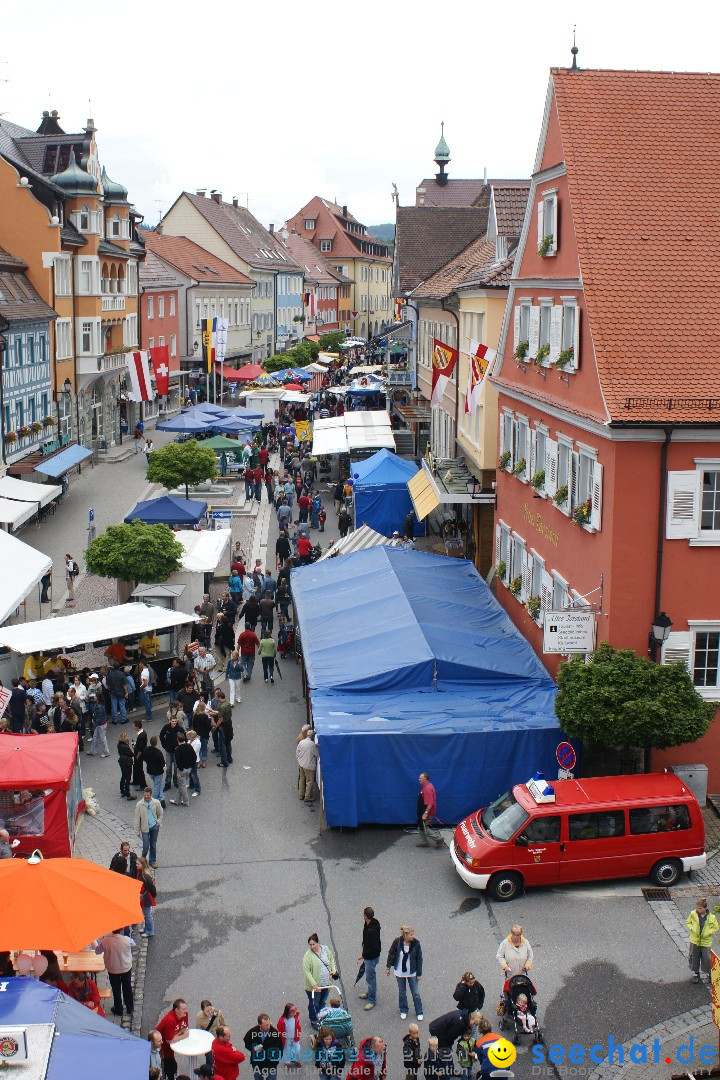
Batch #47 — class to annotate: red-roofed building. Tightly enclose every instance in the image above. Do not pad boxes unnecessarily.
[276,228,353,334]
[491,67,720,782]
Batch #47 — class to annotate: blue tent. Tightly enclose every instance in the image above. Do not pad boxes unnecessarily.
[291,548,574,827]
[156,414,213,433]
[124,494,207,525]
[351,448,425,538]
[0,977,148,1080]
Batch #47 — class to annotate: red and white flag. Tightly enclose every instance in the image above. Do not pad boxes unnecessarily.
[128,350,155,402]
[465,340,496,416]
[150,345,170,396]
[431,338,459,406]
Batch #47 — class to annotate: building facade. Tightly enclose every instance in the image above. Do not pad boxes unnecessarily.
[286,197,392,339]
[277,228,353,335]
[490,67,720,782]
[139,250,184,417]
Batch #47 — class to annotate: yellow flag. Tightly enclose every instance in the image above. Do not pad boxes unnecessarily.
[295,421,311,442]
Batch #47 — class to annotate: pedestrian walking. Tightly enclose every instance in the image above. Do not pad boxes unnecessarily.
[64,553,78,603]
[338,508,351,538]
[117,731,134,800]
[186,729,202,796]
[296,729,318,804]
[98,929,134,1017]
[192,705,211,768]
[403,1024,422,1080]
[226,650,243,706]
[156,999,190,1080]
[160,712,185,790]
[134,856,157,937]
[86,681,110,757]
[194,646,217,697]
[133,423,144,453]
[259,594,275,636]
[259,631,277,684]
[105,664,129,725]
[416,772,443,849]
[277,1002,302,1068]
[238,624,260,682]
[453,972,485,1013]
[386,926,424,1021]
[40,567,52,604]
[132,719,148,790]
[348,1038,386,1080]
[143,735,166,803]
[496,925,534,978]
[302,934,338,1031]
[213,690,234,767]
[215,613,235,672]
[357,906,381,1010]
[242,1014,282,1080]
[134,787,163,868]
[314,1028,344,1078]
[139,661,153,725]
[170,730,196,806]
[687,898,718,983]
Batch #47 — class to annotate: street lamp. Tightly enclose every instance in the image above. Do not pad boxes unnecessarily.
[649,611,673,662]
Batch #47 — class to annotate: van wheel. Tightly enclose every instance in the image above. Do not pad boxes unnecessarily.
[488,871,523,901]
[650,858,682,887]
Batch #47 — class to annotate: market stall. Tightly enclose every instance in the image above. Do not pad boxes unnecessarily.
[0,734,83,858]
[351,448,426,537]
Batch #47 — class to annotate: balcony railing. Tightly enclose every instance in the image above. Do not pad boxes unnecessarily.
[102,296,126,311]
[76,351,131,377]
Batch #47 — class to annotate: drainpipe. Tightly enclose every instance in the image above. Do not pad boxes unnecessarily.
[652,425,673,659]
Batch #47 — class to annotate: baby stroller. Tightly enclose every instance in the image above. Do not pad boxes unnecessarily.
[277,625,296,658]
[500,973,543,1046]
[312,987,356,1055]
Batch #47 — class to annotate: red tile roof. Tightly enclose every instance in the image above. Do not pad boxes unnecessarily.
[413,236,507,299]
[492,183,530,236]
[180,194,301,272]
[396,206,489,293]
[143,233,254,285]
[552,68,720,423]
[278,230,354,285]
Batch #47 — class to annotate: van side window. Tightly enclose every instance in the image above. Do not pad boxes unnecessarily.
[629,805,691,834]
[569,811,625,840]
[522,816,561,843]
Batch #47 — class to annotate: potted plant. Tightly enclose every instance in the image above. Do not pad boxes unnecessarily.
[513,458,527,478]
[534,343,550,366]
[573,499,592,527]
[556,346,574,369]
[509,575,522,597]
[30,421,43,433]
[527,596,541,621]
[514,340,529,362]
[17,425,31,438]
[499,451,512,471]
[537,234,554,257]
[42,415,56,427]
[496,560,507,582]
[531,470,545,490]
[5,431,17,443]
[553,485,569,507]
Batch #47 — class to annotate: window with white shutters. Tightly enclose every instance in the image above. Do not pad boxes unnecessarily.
[666,472,700,539]
[557,439,572,511]
[500,411,514,468]
[512,535,525,595]
[700,470,720,537]
[514,302,531,360]
[539,301,552,357]
[545,438,558,499]
[515,418,529,479]
[528,306,540,359]
[552,571,569,611]
[530,551,544,619]
[550,305,563,363]
[561,301,579,370]
[537,191,558,254]
[520,547,532,602]
[665,626,720,698]
[541,569,554,614]
[590,462,603,530]
[534,428,547,494]
[661,632,691,670]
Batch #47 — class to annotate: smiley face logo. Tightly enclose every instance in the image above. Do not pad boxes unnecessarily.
[486,1037,517,1069]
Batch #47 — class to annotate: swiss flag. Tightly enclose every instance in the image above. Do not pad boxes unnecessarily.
[150,345,170,396]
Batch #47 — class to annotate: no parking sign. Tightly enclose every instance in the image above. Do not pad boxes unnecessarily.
[556,741,576,779]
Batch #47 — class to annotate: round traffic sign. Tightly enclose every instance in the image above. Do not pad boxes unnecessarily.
[556,741,576,770]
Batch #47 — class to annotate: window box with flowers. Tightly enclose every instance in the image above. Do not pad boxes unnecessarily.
[537,235,554,257]
[526,596,541,621]
[30,421,43,434]
[513,458,527,478]
[42,415,56,427]
[514,340,529,362]
[17,426,31,439]
[509,575,522,598]
[573,499,592,527]
[531,470,545,491]
[555,346,574,370]
[5,431,18,444]
[534,344,550,366]
[553,485,568,507]
[496,560,507,583]
[499,451,511,471]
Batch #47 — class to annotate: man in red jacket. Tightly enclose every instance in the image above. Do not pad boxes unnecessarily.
[297,492,310,523]
[348,1037,386,1079]
[211,1027,246,1080]
[296,535,312,565]
[237,624,260,682]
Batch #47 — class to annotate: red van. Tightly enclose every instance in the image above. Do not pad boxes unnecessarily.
[451,773,706,900]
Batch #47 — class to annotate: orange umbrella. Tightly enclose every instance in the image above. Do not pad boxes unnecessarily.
[0,855,142,951]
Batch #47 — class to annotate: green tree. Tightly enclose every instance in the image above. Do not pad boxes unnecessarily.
[555,641,714,759]
[85,522,184,584]
[318,331,347,352]
[145,439,216,499]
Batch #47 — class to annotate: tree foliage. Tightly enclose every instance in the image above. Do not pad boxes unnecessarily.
[318,331,347,352]
[263,339,321,373]
[145,439,216,499]
[85,522,184,584]
[555,641,715,751]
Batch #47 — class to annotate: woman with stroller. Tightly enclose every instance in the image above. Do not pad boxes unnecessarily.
[496,925,534,977]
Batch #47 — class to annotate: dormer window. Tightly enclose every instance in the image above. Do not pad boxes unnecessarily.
[305,219,316,230]
[320,239,332,253]
[79,206,90,231]
[110,213,123,238]
[537,190,558,255]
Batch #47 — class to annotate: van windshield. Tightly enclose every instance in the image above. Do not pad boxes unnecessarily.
[481,790,530,841]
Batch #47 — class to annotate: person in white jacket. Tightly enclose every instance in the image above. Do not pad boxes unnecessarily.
[496,925,534,977]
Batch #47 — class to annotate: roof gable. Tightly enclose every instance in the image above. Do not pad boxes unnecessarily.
[143,232,254,285]
[395,206,489,294]
[182,193,301,272]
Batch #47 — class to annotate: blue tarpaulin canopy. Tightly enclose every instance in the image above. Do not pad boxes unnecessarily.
[351,449,426,538]
[124,494,208,525]
[34,444,93,477]
[0,978,148,1080]
[291,547,571,827]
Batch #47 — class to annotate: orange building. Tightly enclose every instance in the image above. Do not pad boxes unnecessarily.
[491,68,720,784]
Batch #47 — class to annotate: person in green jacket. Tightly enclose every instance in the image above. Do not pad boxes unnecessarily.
[302,934,338,1031]
[258,631,277,684]
[686,897,719,982]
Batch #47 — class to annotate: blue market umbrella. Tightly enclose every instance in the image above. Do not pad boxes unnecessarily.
[124,495,208,525]
[225,406,265,420]
[156,414,214,433]
[211,416,260,434]
[290,369,313,382]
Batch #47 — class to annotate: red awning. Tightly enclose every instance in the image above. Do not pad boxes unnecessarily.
[219,362,264,381]
[0,733,78,789]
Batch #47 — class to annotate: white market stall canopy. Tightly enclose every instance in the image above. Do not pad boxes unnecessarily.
[281,390,311,404]
[0,497,37,530]
[312,411,395,455]
[318,524,391,560]
[0,476,62,508]
[0,531,52,626]
[176,529,230,574]
[0,603,197,654]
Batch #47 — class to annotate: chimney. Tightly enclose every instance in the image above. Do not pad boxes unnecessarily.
[483,167,488,185]
[232,197,239,208]
[342,205,348,218]
[196,189,207,198]
[269,223,274,235]
[210,191,222,204]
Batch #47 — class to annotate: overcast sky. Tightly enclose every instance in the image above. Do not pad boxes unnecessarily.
[3,0,718,230]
